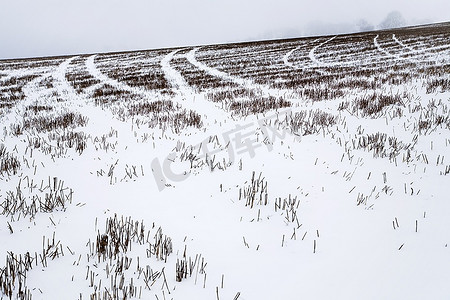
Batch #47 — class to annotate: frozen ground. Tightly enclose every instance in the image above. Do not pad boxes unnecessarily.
[0,22,450,299]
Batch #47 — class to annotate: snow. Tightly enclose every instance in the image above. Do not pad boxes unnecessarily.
[1,22,450,299]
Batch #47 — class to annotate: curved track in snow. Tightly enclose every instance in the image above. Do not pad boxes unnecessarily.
[308,36,336,67]
[392,34,450,63]
[86,53,225,124]
[282,46,300,69]
[373,35,401,60]
[186,48,282,98]
[392,34,417,53]
[283,39,321,69]
[186,48,251,87]
[160,49,193,93]
[373,34,445,63]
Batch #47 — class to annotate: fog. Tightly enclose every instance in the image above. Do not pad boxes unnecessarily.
[0,0,449,59]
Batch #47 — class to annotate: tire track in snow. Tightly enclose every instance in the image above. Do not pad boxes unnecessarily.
[86,53,226,126]
[283,37,376,76]
[391,34,431,61]
[54,57,82,99]
[2,57,135,148]
[392,34,450,53]
[281,36,335,75]
[283,46,300,69]
[392,34,417,53]
[308,36,336,68]
[186,47,343,119]
[186,48,251,87]
[283,39,321,69]
[160,49,195,93]
[374,35,414,62]
[186,48,282,98]
[160,49,237,126]
[283,39,374,73]
[85,55,142,95]
[53,56,137,138]
[392,34,450,63]
[56,57,171,150]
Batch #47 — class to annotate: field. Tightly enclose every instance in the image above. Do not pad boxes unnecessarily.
[0,22,450,299]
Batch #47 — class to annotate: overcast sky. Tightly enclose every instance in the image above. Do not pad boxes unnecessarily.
[0,0,449,59]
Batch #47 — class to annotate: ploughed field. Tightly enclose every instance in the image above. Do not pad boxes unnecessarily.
[0,22,449,299]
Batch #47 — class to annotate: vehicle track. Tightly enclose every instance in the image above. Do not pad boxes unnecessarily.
[392,34,450,63]
[282,46,299,69]
[283,36,382,71]
[53,57,138,138]
[283,39,321,69]
[308,36,336,68]
[186,48,283,98]
[186,48,251,87]
[87,52,227,128]
[392,34,417,53]
[160,49,193,92]
[374,35,417,62]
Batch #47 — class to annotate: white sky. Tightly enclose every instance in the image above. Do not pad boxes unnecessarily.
[0,0,449,59]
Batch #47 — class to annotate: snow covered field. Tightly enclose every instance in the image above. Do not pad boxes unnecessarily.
[0,22,450,299]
